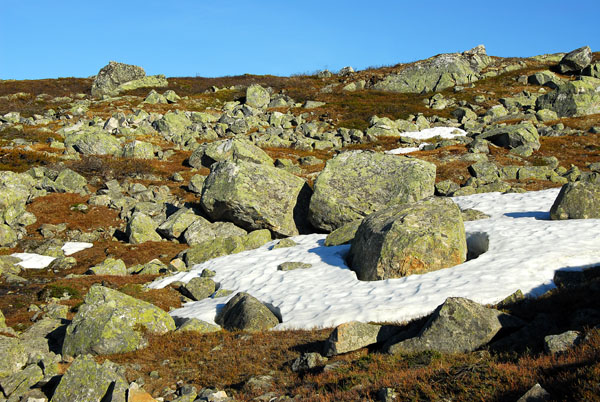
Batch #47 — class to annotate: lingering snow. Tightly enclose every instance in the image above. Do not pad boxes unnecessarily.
[62,242,93,256]
[399,126,466,140]
[150,188,600,330]
[385,127,466,155]
[11,253,57,269]
[11,241,94,269]
[385,143,428,155]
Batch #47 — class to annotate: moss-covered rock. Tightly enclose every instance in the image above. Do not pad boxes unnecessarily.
[116,74,168,93]
[0,336,27,377]
[91,61,146,97]
[324,219,363,246]
[50,354,128,402]
[89,258,127,276]
[349,197,466,281]
[182,277,216,301]
[176,318,221,333]
[189,138,274,169]
[242,229,272,250]
[277,261,312,271]
[157,207,200,240]
[323,321,399,356]
[536,76,600,117]
[201,159,312,237]
[64,126,123,156]
[0,223,17,247]
[272,238,298,249]
[550,181,600,220]
[478,122,540,151]
[558,46,592,74]
[246,84,270,108]
[372,45,490,93]
[183,217,248,246]
[121,140,156,159]
[183,236,246,266]
[52,168,88,194]
[386,297,508,354]
[62,285,175,356]
[215,292,280,332]
[0,363,43,400]
[126,212,162,244]
[309,151,436,232]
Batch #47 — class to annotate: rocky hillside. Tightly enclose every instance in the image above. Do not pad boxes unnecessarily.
[0,45,600,401]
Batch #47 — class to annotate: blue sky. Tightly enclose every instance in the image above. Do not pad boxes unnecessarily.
[1,1,599,80]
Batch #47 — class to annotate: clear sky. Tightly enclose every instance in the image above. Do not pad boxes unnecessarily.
[1,0,599,80]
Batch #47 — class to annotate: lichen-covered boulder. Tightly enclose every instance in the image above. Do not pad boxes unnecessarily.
[0,364,43,400]
[246,84,270,108]
[188,138,274,169]
[115,74,168,93]
[478,122,540,151]
[323,322,398,356]
[386,297,507,354]
[126,212,162,244]
[183,216,247,246]
[91,61,146,97]
[0,224,17,247]
[0,336,27,377]
[62,285,175,356]
[215,292,280,332]
[309,151,436,232]
[52,168,88,194]
[372,45,490,93]
[121,140,156,159]
[536,76,600,117]
[176,318,221,333]
[183,236,246,266]
[550,181,600,220]
[0,308,5,328]
[324,219,363,246]
[157,208,200,240]
[182,277,216,301]
[200,160,312,237]
[348,197,466,281]
[64,127,123,156]
[89,258,127,276]
[50,355,128,402]
[558,46,592,74]
[242,229,272,250]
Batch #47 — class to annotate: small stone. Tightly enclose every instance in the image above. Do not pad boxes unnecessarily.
[277,262,312,271]
[272,238,298,249]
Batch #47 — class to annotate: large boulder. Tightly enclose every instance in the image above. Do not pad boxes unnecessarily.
[91,61,145,97]
[62,285,175,356]
[50,355,128,402]
[91,61,167,97]
[245,84,271,108]
[183,236,246,266]
[215,292,280,332]
[188,138,274,169]
[126,212,162,244]
[323,321,399,356]
[64,126,123,156]
[550,181,600,220]
[478,122,540,151]
[536,76,600,117]
[0,336,27,377]
[200,159,312,237]
[157,207,200,240]
[52,168,88,194]
[558,46,592,74]
[348,197,467,281]
[372,45,491,93]
[308,151,436,232]
[386,297,508,354]
[183,216,247,246]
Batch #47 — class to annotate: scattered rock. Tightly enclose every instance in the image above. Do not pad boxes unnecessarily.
[349,197,466,281]
[272,238,298,249]
[176,318,221,334]
[188,138,273,169]
[309,151,436,232]
[544,330,581,353]
[127,212,162,244]
[62,285,175,356]
[277,262,312,271]
[181,277,216,301]
[200,159,312,237]
[558,46,592,74]
[324,321,399,356]
[516,383,551,402]
[291,352,327,372]
[215,292,280,332]
[550,181,600,219]
[89,257,127,276]
[386,297,513,354]
[246,84,270,109]
[324,219,362,246]
[50,354,128,402]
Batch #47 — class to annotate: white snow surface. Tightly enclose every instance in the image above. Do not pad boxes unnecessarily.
[385,126,466,155]
[150,188,600,330]
[12,241,93,269]
[399,126,466,140]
